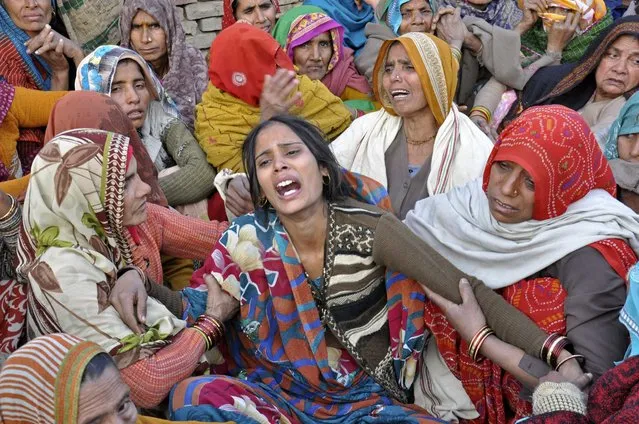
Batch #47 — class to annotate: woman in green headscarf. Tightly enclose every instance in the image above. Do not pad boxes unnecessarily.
[272,6,375,112]
[604,91,639,214]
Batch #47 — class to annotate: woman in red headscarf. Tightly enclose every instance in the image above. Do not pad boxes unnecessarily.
[404,105,639,423]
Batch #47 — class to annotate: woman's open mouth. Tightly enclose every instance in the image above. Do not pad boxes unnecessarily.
[275,179,301,198]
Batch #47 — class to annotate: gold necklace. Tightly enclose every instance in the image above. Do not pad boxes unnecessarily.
[406,134,436,145]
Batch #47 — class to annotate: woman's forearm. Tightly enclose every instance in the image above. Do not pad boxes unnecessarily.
[120,328,206,408]
[479,335,539,388]
[374,213,548,357]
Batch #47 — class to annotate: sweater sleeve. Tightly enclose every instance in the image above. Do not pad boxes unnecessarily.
[150,203,229,261]
[372,213,548,358]
[13,87,67,128]
[159,120,217,206]
[549,246,628,379]
[120,328,206,408]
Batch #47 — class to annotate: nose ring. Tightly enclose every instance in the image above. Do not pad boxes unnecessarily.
[513,189,519,196]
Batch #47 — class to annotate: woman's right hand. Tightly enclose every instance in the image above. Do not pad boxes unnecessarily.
[204,274,239,322]
[110,270,148,334]
[260,69,302,121]
[517,0,547,34]
[25,24,84,68]
[225,174,254,217]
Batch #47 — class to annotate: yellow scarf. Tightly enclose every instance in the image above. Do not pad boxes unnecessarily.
[195,75,352,173]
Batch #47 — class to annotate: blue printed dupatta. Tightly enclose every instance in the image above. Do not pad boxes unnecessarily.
[179,170,435,423]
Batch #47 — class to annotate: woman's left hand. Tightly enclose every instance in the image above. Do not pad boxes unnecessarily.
[422,278,487,342]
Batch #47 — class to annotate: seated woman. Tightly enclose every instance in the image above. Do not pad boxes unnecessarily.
[198,23,352,217]
[604,91,639,213]
[503,16,639,147]
[0,0,84,91]
[169,115,584,422]
[15,94,233,408]
[303,0,376,56]
[77,45,216,214]
[0,334,219,423]
[222,0,280,31]
[0,77,66,197]
[119,0,208,130]
[331,32,493,219]
[0,0,84,178]
[404,105,639,422]
[273,6,376,112]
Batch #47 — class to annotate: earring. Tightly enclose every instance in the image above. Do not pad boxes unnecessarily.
[322,174,331,186]
[258,196,268,207]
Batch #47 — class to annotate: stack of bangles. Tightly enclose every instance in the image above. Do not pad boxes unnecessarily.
[192,315,225,351]
[542,333,585,371]
[468,325,495,362]
[470,106,491,123]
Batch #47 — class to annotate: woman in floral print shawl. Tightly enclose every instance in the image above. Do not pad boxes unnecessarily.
[14,97,231,408]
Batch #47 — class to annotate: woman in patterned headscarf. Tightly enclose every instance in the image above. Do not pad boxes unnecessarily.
[0,333,227,423]
[331,32,493,219]
[222,0,280,31]
[272,6,374,110]
[406,105,639,422]
[119,0,208,130]
[15,95,233,408]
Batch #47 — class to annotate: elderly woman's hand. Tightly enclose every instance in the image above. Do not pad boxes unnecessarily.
[539,370,592,391]
[517,0,548,34]
[546,12,580,54]
[470,114,498,142]
[110,269,148,334]
[0,190,13,218]
[434,7,467,50]
[260,69,302,121]
[422,278,487,342]
[25,24,84,66]
[204,274,239,322]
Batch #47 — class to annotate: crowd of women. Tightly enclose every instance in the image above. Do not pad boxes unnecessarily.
[3,0,639,423]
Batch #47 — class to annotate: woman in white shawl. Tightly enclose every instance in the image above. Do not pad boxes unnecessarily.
[330,31,493,218]
[405,105,639,422]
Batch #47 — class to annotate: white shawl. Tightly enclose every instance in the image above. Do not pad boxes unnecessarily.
[329,105,494,195]
[404,179,639,289]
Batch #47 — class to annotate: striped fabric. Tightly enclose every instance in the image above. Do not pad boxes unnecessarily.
[0,333,102,423]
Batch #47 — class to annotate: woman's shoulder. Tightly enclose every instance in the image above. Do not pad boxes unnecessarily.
[333,198,389,228]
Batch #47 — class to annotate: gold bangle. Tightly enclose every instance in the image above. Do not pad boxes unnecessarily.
[471,330,495,362]
[555,354,584,372]
[192,327,211,351]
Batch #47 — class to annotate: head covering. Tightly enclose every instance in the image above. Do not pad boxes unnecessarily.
[377,0,437,34]
[520,16,639,112]
[605,91,639,160]
[208,23,294,107]
[43,91,167,206]
[303,0,375,55]
[373,32,458,126]
[404,104,639,289]
[484,105,616,220]
[0,5,53,90]
[119,0,208,130]
[16,127,184,361]
[440,0,522,30]
[273,7,371,97]
[76,45,181,171]
[0,334,104,424]
[222,0,281,29]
